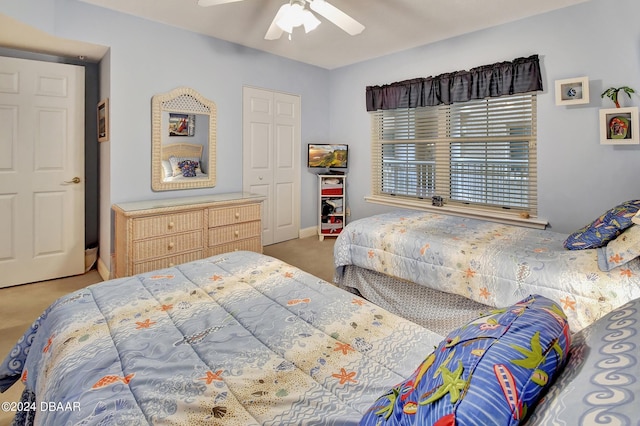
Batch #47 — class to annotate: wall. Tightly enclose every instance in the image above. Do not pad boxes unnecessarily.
[1,0,331,274]
[3,0,639,275]
[329,0,640,233]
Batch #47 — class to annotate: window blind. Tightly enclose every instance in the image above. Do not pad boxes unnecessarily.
[371,93,537,216]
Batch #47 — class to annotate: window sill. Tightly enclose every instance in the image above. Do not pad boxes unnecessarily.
[365,195,548,230]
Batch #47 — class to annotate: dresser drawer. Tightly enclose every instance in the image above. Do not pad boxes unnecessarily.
[208,220,261,246]
[132,250,204,275]
[209,204,260,227]
[132,210,203,239]
[133,231,203,261]
[207,237,262,257]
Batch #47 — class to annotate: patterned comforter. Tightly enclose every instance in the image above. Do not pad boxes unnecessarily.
[334,210,640,332]
[0,251,443,425]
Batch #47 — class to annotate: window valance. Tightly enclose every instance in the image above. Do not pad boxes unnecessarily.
[365,54,543,111]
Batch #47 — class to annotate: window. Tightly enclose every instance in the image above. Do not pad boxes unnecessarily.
[370,93,538,219]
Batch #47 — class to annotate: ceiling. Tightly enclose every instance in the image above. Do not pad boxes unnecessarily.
[5,0,589,70]
[76,0,588,69]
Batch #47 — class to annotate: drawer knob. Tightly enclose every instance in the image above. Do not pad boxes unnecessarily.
[234,212,240,219]
[168,242,175,249]
[234,230,240,237]
[168,221,175,229]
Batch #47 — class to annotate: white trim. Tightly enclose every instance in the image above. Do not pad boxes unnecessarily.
[299,226,317,239]
[365,195,548,229]
[98,256,111,281]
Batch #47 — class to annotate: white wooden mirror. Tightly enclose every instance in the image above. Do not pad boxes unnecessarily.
[151,87,216,191]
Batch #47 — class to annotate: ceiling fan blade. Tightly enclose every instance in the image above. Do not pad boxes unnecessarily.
[197,0,245,7]
[264,4,289,40]
[308,0,364,35]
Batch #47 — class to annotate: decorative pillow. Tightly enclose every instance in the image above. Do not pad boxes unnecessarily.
[564,200,640,250]
[360,295,571,426]
[169,155,201,176]
[526,296,640,424]
[596,224,640,271]
[178,160,198,177]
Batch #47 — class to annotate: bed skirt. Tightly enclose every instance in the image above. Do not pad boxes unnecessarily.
[335,265,491,336]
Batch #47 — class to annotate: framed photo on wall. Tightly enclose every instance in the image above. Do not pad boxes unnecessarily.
[97,98,109,142]
[555,76,589,106]
[599,107,639,145]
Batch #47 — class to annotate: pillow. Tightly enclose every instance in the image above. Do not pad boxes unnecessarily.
[633,209,640,225]
[168,155,201,176]
[178,160,198,177]
[161,160,173,178]
[596,224,640,271]
[564,200,640,250]
[360,295,571,426]
[526,296,640,424]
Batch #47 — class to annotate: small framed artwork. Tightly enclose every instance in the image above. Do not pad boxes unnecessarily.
[599,107,639,145]
[168,113,195,136]
[555,76,589,105]
[97,98,109,142]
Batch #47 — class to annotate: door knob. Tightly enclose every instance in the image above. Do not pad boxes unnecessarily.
[64,177,81,184]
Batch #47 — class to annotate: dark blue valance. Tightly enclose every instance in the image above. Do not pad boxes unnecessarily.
[366,55,543,111]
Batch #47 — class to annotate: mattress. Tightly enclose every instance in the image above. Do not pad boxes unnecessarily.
[334,210,640,332]
[0,251,443,425]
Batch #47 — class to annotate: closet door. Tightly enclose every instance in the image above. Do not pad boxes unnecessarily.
[242,86,300,245]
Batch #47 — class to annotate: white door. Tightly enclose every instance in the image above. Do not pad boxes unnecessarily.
[243,87,300,245]
[0,56,85,288]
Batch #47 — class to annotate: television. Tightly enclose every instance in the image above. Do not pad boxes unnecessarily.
[307,144,348,169]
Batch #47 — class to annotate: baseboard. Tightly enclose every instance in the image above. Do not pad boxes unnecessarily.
[299,226,317,239]
[97,257,111,281]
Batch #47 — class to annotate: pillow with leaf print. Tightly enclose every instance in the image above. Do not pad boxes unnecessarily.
[359,295,571,426]
[597,224,640,271]
[564,200,640,250]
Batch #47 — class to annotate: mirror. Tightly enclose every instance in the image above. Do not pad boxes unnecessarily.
[151,87,216,191]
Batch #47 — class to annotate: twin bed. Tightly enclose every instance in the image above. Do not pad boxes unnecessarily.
[0,252,442,425]
[335,208,640,332]
[2,203,640,424]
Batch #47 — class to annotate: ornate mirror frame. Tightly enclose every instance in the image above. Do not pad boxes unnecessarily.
[151,87,217,191]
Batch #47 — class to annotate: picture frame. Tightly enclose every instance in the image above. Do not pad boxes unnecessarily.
[555,76,589,105]
[599,107,639,145]
[168,113,195,137]
[97,98,109,142]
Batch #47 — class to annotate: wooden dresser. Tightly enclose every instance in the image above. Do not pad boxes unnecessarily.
[113,193,264,277]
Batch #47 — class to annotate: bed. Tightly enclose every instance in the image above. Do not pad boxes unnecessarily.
[0,251,443,425]
[160,143,207,181]
[334,204,640,333]
[2,251,639,425]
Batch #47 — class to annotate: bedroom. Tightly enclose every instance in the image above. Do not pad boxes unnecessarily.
[1,0,640,424]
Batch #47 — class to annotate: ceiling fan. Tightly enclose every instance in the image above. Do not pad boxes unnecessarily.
[197,0,365,40]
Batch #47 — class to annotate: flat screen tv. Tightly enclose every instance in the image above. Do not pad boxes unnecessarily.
[307,144,348,169]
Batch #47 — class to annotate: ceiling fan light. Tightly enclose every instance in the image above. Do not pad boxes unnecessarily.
[276,2,319,34]
[302,10,320,33]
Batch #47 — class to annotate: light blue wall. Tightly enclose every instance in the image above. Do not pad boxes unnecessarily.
[329,0,640,233]
[2,0,639,248]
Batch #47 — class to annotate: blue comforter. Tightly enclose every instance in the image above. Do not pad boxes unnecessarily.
[0,251,442,425]
[334,210,640,331]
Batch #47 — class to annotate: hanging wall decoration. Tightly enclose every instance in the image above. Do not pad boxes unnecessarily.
[555,76,589,105]
[599,107,639,145]
[97,98,109,142]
